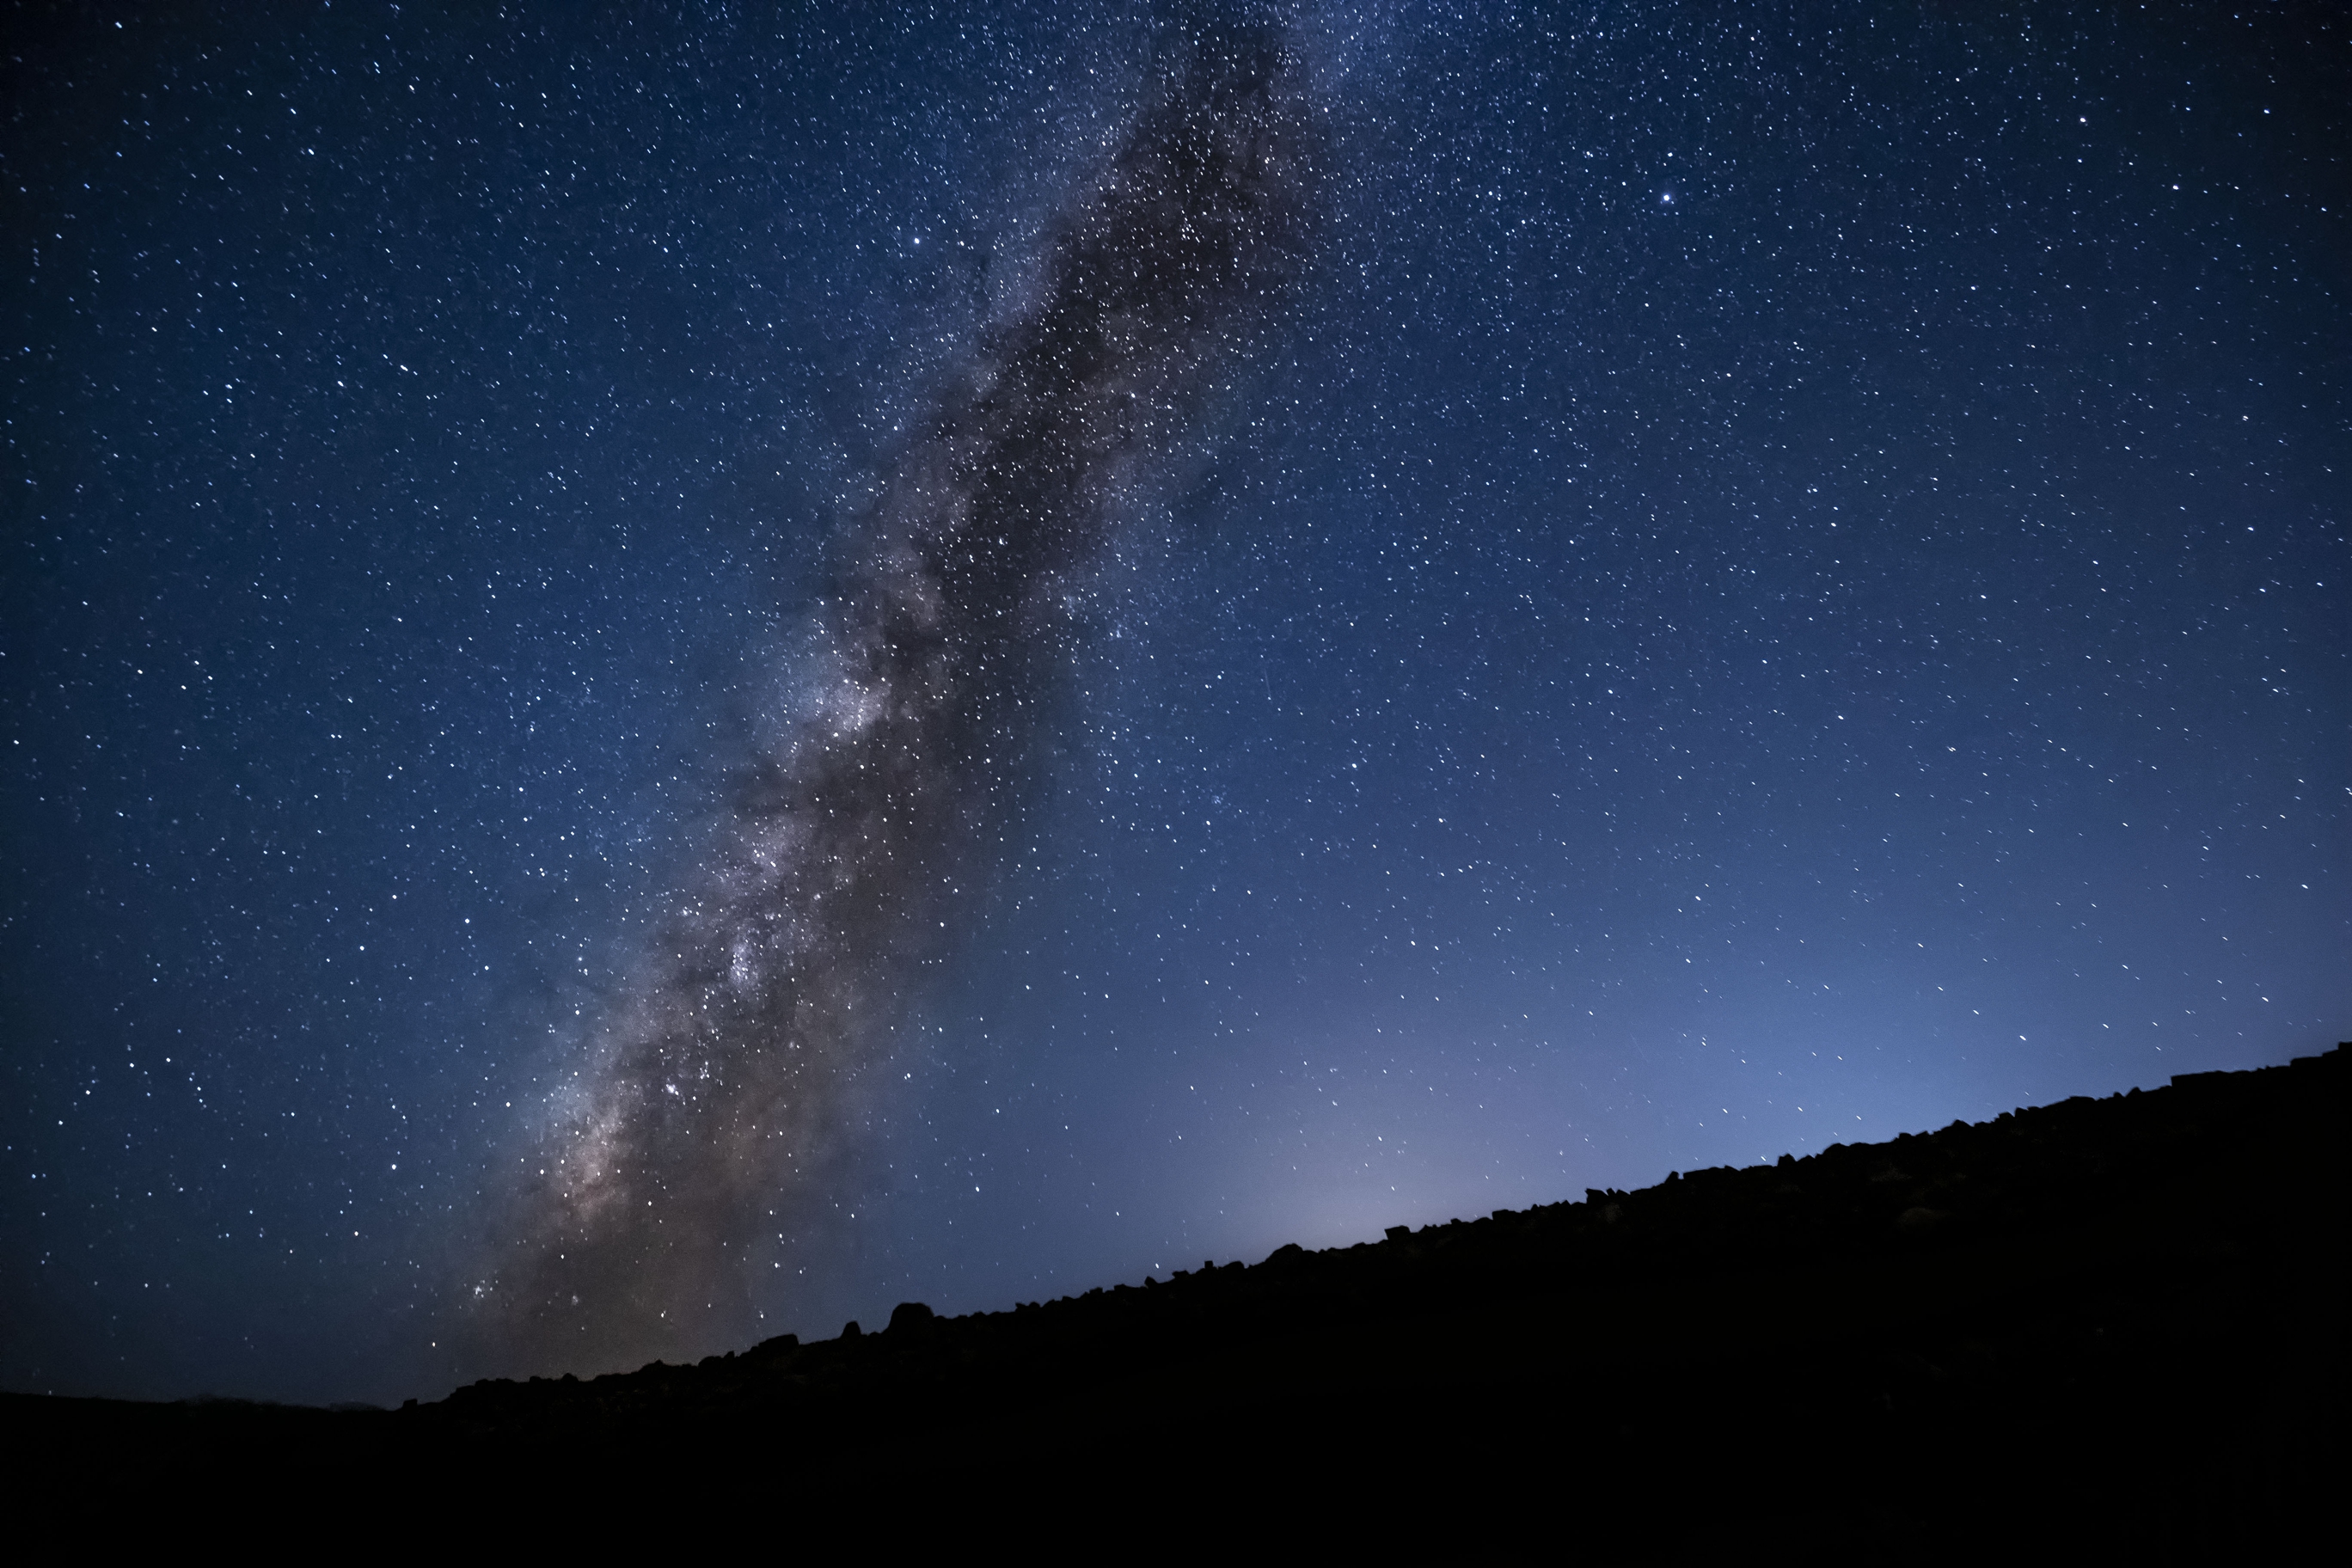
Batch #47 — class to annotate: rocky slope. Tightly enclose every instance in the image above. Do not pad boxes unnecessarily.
[10,1046,2340,1555]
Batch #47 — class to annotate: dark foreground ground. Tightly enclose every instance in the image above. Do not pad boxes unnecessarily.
[10,1047,2341,1556]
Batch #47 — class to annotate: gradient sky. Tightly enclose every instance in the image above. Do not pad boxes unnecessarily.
[5,1,2343,1406]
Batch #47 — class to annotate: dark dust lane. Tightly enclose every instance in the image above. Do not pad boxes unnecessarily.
[467,19,1327,1378]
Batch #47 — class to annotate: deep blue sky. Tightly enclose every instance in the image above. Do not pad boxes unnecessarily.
[4,1,2343,1405]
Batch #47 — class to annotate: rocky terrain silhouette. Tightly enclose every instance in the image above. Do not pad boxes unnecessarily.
[11,1046,2338,1555]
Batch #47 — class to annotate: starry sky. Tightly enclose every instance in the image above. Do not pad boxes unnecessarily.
[4,2,2343,1406]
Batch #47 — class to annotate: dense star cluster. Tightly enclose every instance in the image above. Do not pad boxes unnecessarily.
[470,21,1324,1375]
[3,3,2343,1404]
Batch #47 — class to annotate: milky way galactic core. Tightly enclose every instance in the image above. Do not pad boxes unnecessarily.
[468,19,1328,1375]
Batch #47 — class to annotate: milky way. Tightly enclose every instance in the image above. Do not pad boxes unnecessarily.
[16,1,2341,1408]
[466,19,1326,1375]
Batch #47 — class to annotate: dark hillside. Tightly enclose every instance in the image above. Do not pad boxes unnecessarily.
[11,1048,2341,1555]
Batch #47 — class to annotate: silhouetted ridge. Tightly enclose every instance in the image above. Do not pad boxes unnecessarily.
[9,1048,2341,1554]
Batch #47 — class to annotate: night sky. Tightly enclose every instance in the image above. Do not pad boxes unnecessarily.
[5,2,2343,1406]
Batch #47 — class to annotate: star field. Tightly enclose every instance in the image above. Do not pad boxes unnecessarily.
[3,3,2343,1403]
